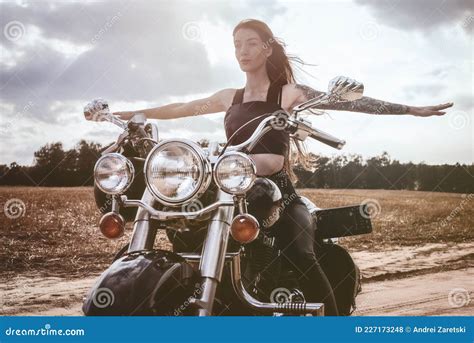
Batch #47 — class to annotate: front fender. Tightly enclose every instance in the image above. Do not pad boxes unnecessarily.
[83,249,199,316]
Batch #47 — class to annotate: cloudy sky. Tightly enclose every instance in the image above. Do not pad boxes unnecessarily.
[0,0,472,166]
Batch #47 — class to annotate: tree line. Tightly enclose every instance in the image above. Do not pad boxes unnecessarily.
[294,152,473,193]
[0,141,472,193]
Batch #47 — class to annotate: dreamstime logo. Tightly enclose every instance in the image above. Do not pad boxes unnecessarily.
[461,14,474,29]
[182,22,202,42]
[174,283,204,316]
[449,111,469,130]
[4,198,26,219]
[0,122,13,135]
[182,200,204,213]
[359,22,379,41]
[262,192,297,228]
[193,100,211,116]
[448,288,470,308]
[262,37,276,50]
[91,11,123,44]
[92,288,115,308]
[270,287,292,304]
[359,199,381,219]
[99,195,114,214]
[269,110,289,131]
[440,193,473,227]
[3,20,26,42]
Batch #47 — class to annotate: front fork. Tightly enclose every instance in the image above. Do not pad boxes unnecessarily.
[125,189,324,316]
[126,189,234,316]
[195,191,234,316]
[128,189,157,252]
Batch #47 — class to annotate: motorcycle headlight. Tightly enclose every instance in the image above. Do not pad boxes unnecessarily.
[94,153,135,195]
[214,152,256,195]
[144,139,212,206]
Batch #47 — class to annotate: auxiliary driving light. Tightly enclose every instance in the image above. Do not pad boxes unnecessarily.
[230,214,260,244]
[94,153,135,195]
[214,152,256,195]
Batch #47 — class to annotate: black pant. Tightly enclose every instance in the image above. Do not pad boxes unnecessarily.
[273,196,339,316]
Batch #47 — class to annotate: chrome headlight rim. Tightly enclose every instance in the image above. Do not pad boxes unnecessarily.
[213,151,257,195]
[94,153,135,195]
[144,138,212,206]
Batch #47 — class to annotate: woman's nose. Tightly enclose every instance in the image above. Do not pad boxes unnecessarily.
[239,47,249,56]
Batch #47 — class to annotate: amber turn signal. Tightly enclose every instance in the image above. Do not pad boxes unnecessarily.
[230,214,260,244]
[99,212,125,239]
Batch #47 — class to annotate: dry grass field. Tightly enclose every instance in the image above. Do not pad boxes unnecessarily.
[1,186,472,279]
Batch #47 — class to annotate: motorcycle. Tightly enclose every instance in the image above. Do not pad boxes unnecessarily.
[82,76,373,316]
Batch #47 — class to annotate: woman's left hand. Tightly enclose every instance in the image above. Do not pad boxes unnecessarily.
[408,102,454,117]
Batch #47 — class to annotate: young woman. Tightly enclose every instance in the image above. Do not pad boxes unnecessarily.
[114,19,453,315]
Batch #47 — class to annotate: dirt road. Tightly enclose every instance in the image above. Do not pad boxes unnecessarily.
[355,268,473,316]
[1,243,472,316]
[1,269,472,316]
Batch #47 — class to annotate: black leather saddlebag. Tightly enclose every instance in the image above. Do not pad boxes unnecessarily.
[313,204,373,240]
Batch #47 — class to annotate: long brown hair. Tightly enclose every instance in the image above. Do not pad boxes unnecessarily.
[233,19,315,181]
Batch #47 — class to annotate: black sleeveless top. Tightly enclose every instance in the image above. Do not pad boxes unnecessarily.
[224,83,289,156]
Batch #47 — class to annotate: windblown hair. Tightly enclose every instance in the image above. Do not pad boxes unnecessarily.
[233,19,317,182]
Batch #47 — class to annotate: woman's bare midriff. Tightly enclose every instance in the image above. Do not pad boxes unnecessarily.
[249,153,284,176]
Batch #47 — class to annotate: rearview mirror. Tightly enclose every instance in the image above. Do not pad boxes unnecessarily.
[292,76,364,115]
[327,76,364,102]
[84,98,110,122]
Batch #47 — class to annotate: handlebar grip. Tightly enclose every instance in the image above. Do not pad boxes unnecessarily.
[309,131,346,150]
[302,125,346,150]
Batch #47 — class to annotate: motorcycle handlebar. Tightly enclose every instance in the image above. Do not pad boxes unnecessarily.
[303,125,346,150]
[84,99,127,130]
[226,113,346,153]
[105,112,127,130]
[285,115,346,150]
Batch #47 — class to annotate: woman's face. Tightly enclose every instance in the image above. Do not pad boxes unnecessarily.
[233,28,272,73]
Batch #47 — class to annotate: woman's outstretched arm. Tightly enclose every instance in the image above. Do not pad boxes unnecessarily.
[289,84,453,116]
[113,88,235,120]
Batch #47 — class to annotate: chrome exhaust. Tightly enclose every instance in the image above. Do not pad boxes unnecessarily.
[229,253,325,316]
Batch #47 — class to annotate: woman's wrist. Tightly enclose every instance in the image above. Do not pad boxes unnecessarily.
[113,111,135,120]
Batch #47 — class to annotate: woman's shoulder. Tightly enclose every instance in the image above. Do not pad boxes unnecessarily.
[215,88,239,111]
[282,83,300,95]
[281,83,302,111]
[219,88,239,98]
